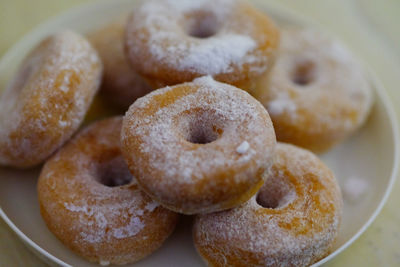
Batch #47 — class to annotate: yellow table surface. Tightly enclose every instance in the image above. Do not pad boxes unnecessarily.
[0,0,399,266]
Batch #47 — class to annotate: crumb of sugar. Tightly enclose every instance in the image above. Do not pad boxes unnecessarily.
[99,260,110,266]
[236,141,250,154]
[59,120,68,127]
[59,73,71,92]
[267,95,297,116]
[145,201,159,212]
[343,176,369,203]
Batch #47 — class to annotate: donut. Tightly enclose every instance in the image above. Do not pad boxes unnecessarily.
[121,76,276,215]
[88,16,153,110]
[193,143,343,266]
[0,31,102,168]
[252,28,373,152]
[38,117,179,265]
[125,0,279,91]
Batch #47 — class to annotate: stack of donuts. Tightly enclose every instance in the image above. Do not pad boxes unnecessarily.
[0,0,373,266]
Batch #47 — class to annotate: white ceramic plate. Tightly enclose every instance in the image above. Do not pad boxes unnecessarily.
[0,0,398,266]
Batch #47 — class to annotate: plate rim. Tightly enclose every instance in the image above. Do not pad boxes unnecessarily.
[311,69,399,266]
[0,0,398,266]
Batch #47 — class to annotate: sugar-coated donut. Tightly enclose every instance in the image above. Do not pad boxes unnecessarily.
[194,143,343,266]
[89,16,152,110]
[121,76,276,215]
[252,28,373,152]
[125,0,279,91]
[0,31,102,168]
[38,117,179,265]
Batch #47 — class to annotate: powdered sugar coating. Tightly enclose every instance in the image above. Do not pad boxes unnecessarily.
[253,28,374,152]
[38,117,179,265]
[194,143,343,266]
[121,76,276,214]
[0,31,102,168]
[125,0,279,90]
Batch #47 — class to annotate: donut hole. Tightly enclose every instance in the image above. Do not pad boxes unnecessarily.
[256,175,296,209]
[176,108,224,145]
[96,155,133,187]
[185,11,220,38]
[291,60,316,86]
